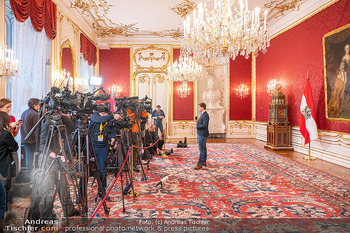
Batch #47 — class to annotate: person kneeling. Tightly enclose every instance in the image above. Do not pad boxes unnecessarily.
[144,124,164,159]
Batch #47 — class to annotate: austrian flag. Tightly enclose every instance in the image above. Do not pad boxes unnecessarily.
[299,79,318,145]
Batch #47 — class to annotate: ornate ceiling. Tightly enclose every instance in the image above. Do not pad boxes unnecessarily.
[57,0,338,46]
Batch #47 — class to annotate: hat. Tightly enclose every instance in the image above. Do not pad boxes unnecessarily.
[97,104,107,113]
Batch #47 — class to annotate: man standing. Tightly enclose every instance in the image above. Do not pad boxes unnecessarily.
[151,105,165,139]
[20,98,40,175]
[89,104,121,196]
[195,103,209,170]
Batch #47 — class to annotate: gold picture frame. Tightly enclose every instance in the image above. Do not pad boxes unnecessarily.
[323,23,350,122]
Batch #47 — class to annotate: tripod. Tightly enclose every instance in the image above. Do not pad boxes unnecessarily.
[70,127,110,217]
[26,121,81,228]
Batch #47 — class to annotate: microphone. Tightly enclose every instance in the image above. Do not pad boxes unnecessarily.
[156,176,169,188]
[195,116,198,120]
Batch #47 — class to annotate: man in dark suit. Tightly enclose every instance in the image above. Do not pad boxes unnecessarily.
[195,103,209,170]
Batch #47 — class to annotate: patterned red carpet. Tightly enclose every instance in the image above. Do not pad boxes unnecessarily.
[6,143,350,232]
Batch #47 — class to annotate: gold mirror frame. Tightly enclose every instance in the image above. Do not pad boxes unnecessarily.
[59,39,75,88]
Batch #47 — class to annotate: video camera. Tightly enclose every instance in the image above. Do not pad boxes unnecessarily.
[177,137,187,148]
[115,96,153,117]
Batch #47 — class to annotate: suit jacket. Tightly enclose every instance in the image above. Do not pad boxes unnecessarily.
[197,111,209,137]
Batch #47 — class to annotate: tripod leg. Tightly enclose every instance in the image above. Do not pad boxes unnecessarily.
[130,146,136,201]
[120,172,126,213]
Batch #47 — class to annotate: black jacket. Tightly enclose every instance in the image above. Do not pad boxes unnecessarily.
[144,129,158,147]
[0,130,18,178]
[89,112,114,147]
[197,111,209,137]
[20,107,39,144]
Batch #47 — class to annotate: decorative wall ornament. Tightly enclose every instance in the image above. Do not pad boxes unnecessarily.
[133,46,170,71]
[202,68,226,134]
[70,0,139,37]
[262,0,306,19]
[229,121,252,135]
[173,121,196,136]
[154,74,166,84]
[170,0,197,18]
[137,74,151,85]
[152,28,183,39]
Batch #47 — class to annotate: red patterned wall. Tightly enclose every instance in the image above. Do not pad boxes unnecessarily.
[256,0,350,132]
[62,48,73,78]
[230,56,252,120]
[173,49,195,120]
[99,48,130,111]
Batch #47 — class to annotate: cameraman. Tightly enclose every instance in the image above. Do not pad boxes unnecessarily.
[38,111,78,220]
[144,124,164,159]
[151,105,165,139]
[89,104,121,195]
[127,106,148,173]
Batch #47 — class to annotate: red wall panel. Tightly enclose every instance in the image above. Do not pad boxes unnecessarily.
[230,56,252,120]
[256,0,350,133]
[99,48,130,111]
[62,48,73,78]
[172,49,195,120]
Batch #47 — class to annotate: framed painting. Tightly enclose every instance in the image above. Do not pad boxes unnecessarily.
[323,23,350,122]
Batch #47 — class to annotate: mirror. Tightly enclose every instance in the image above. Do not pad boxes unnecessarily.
[59,40,75,89]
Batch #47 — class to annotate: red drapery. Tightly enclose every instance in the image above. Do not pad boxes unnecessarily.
[80,34,97,66]
[9,0,57,40]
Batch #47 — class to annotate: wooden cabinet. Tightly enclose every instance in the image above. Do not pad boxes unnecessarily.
[265,84,293,150]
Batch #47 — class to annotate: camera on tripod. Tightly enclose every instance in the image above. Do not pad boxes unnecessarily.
[177,137,188,148]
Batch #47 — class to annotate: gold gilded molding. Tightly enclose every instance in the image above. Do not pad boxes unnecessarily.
[133,45,170,71]
[70,0,139,37]
[153,74,166,84]
[171,0,197,18]
[228,121,253,135]
[271,0,339,39]
[137,74,150,85]
[173,121,196,136]
[153,28,183,40]
[252,55,256,121]
[262,0,306,19]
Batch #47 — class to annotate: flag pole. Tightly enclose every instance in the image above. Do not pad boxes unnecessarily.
[303,142,316,161]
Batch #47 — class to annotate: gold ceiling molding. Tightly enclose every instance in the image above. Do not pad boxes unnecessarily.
[262,0,307,19]
[153,28,183,40]
[171,0,197,18]
[70,0,139,37]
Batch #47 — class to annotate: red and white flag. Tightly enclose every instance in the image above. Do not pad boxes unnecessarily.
[300,79,318,145]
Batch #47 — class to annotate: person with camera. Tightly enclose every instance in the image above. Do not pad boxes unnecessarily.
[127,106,148,173]
[20,98,40,176]
[144,124,164,159]
[151,105,165,140]
[37,110,78,220]
[89,104,121,197]
[194,103,210,170]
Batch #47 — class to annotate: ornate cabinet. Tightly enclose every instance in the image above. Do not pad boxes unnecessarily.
[265,84,293,150]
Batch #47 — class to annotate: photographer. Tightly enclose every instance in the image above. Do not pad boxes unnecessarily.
[151,105,165,139]
[127,106,148,173]
[89,104,121,196]
[144,124,164,159]
[38,111,78,219]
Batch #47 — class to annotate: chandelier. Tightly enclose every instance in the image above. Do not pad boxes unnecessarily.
[74,77,89,92]
[236,83,249,99]
[168,51,203,83]
[182,0,270,65]
[0,45,18,83]
[267,79,278,95]
[177,82,191,98]
[110,84,122,98]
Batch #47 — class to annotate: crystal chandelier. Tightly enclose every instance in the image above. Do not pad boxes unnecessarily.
[267,79,278,95]
[168,51,203,83]
[110,84,122,98]
[182,0,270,65]
[0,45,18,83]
[236,83,249,99]
[74,77,89,92]
[177,82,191,98]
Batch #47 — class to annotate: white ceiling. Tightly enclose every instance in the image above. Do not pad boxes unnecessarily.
[57,0,338,47]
